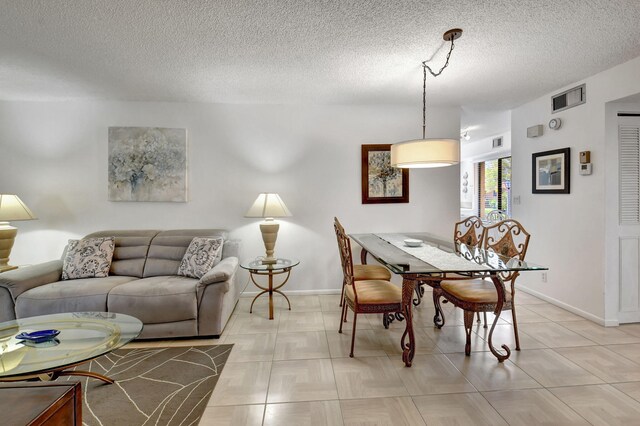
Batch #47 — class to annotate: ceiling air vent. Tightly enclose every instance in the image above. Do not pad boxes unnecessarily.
[552,84,585,113]
[492,137,503,148]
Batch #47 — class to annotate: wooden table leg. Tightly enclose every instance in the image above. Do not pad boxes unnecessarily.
[401,277,417,367]
[360,248,368,264]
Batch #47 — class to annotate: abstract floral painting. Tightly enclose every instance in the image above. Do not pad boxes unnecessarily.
[108,127,187,202]
[361,144,409,204]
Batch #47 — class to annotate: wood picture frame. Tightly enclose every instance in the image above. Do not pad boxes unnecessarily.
[361,144,409,204]
[532,147,570,194]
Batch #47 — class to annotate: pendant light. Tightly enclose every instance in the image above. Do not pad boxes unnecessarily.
[391,28,463,168]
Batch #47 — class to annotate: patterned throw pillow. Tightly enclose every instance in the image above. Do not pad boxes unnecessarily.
[62,237,116,280]
[178,237,224,279]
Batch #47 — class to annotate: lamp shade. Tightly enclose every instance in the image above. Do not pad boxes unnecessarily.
[245,193,292,218]
[390,138,460,168]
[0,195,37,222]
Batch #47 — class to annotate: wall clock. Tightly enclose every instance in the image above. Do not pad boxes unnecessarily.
[549,118,562,130]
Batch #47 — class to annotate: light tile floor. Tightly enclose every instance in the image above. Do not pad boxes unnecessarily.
[127,292,640,425]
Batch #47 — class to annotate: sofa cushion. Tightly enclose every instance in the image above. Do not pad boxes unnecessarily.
[178,237,224,279]
[62,237,115,280]
[143,229,227,277]
[85,230,159,278]
[15,276,138,318]
[108,276,199,324]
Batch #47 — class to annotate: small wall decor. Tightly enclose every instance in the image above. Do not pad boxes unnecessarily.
[532,147,570,194]
[361,144,409,204]
[108,127,187,202]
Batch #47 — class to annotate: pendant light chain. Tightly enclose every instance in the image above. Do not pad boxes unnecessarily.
[422,64,427,139]
[420,37,456,139]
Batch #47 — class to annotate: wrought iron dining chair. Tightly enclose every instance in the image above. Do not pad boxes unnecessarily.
[334,217,402,357]
[434,219,530,356]
[334,218,392,307]
[424,216,485,327]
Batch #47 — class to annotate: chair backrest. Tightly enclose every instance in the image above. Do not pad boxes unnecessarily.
[486,209,508,223]
[334,217,354,286]
[453,216,484,256]
[483,219,530,285]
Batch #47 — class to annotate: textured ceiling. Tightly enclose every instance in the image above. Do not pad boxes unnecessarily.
[1,0,640,109]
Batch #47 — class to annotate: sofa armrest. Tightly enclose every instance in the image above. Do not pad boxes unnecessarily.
[0,260,63,300]
[199,257,239,286]
[221,239,240,260]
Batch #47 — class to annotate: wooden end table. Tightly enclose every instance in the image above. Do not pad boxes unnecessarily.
[240,258,299,320]
[0,381,82,425]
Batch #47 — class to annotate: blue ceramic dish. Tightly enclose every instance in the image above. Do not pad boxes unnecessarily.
[16,329,61,343]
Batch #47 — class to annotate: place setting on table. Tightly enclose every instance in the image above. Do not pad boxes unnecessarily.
[348,220,547,367]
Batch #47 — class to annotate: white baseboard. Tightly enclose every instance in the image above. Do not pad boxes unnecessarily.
[241,289,342,297]
[516,285,618,327]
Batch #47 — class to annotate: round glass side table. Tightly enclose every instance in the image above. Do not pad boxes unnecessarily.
[240,258,299,320]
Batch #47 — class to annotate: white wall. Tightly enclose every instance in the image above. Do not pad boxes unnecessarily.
[0,100,461,293]
[459,161,475,214]
[511,55,640,324]
[461,108,511,143]
[461,132,511,163]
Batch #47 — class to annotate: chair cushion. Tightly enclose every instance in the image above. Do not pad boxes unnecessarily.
[178,237,224,279]
[353,264,392,281]
[62,237,115,280]
[108,276,198,324]
[345,280,401,305]
[440,278,512,304]
[15,276,138,317]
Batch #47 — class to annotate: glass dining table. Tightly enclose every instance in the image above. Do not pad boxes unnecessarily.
[349,232,547,367]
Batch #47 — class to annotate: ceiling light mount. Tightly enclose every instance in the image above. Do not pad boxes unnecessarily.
[391,28,463,168]
[443,28,463,42]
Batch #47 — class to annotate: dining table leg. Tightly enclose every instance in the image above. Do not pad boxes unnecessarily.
[360,248,368,264]
[487,274,511,362]
[400,276,417,367]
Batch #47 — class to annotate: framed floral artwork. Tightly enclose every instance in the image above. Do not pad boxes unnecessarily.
[361,144,409,204]
[108,127,187,202]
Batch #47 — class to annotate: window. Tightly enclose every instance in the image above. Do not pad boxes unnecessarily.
[478,156,511,217]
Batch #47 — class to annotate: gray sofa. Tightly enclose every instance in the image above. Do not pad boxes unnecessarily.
[0,229,241,339]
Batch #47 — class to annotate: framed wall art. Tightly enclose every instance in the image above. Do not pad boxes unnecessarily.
[361,144,409,204]
[108,127,187,202]
[532,147,570,194]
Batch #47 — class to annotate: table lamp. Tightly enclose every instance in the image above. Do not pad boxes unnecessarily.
[0,194,37,272]
[245,193,292,265]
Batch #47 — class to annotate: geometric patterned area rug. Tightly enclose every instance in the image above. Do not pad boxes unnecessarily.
[61,345,233,426]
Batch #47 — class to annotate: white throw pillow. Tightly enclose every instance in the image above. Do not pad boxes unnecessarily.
[62,237,115,280]
[178,237,224,279]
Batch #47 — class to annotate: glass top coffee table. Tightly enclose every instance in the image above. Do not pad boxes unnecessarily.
[0,312,142,384]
